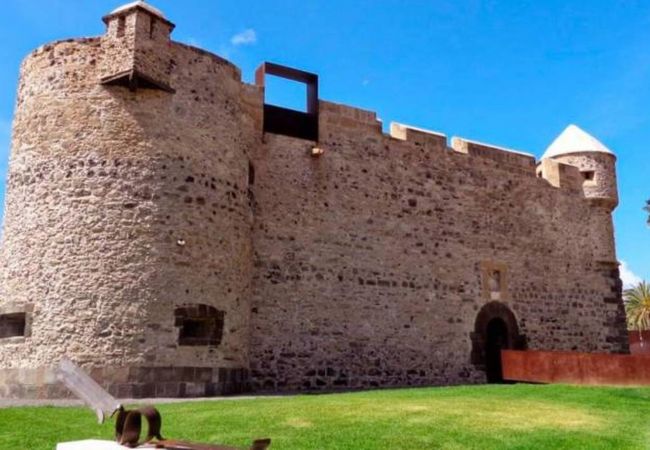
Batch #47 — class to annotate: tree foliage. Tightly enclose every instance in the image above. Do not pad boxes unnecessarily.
[645,199,650,226]
[625,281,650,331]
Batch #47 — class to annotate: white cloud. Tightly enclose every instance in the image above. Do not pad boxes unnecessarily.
[183,37,202,48]
[230,29,257,46]
[620,260,643,289]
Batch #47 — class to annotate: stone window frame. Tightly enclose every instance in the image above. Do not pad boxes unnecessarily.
[480,261,509,301]
[0,303,33,344]
[174,304,225,347]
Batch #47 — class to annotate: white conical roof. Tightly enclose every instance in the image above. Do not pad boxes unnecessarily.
[111,1,165,19]
[542,124,614,159]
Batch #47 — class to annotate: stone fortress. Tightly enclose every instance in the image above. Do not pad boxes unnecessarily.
[0,1,629,399]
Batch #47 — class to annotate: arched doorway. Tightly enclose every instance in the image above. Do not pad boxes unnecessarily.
[470,302,526,383]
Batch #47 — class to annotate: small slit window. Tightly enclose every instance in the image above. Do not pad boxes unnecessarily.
[0,313,26,339]
[117,16,126,38]
[582,170,595,182]
[248,162,255,186]
[174,304,224,346]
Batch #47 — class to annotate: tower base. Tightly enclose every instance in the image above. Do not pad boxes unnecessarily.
[0,366,250,400]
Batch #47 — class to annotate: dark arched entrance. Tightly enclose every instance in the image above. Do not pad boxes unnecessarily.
[485,318,508,382]
[471,302,526,383]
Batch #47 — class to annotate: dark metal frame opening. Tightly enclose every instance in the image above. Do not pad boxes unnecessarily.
[255,62,319,141]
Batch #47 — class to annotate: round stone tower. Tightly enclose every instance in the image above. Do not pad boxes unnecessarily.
[541,124,619,262]
[0,2,258,398]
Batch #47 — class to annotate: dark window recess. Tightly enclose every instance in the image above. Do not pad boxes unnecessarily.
[255,62,319,141]
[117,16,126,38]
[0,313,26,339]
[248,162,255,186]
[174,305,224,346]
[582,170,595,181]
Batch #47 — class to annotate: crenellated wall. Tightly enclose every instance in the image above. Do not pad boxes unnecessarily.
[0,3,628,399]
[248,100,628,392]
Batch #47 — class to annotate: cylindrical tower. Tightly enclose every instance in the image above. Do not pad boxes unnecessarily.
[0,2,257,398]
[541,124,618,262]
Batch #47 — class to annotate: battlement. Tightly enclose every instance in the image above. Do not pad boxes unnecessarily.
[311,93,614,200]
[389,122,447,148]
[320,101,381,128]
[16,16,616,207]
[450,137,536,171]
[536,159,582,192]
[81,2,618,204]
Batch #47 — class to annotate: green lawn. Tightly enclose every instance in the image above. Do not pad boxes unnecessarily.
[2,384,650,449]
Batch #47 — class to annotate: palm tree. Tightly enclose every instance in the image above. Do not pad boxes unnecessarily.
[645,199,650,226]
[624,282,650,347]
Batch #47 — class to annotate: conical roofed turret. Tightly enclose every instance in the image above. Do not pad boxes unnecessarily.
[541,124,618,211]
[542,124,614,159]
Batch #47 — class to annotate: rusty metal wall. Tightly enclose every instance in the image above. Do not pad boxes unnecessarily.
[502,350,650,385]
[629,331,650,355]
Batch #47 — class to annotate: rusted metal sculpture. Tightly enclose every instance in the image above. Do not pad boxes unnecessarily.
[56,359,271,450]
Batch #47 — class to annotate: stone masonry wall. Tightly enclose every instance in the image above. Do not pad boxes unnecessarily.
[248,101,628,392]
[0,35,256,398]
[0,7,628,398]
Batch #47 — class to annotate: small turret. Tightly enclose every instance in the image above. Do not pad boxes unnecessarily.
[100,1,175,92]
[540,124,619,263]
[541,124,618,210]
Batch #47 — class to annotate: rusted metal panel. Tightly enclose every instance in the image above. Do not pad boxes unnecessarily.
[502,350,650,385]
[629,331,650,355]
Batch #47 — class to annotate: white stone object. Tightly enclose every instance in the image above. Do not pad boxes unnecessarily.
[542,124,614,159]
[56,440,131,450]
[56,358,122,424]
[110,1,166,18]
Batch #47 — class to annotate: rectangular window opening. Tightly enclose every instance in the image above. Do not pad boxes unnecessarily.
[264,75,308,112]
[175,305,224,346]
[180,318,215,341]
[582,170,595,181]
[0,313,26,339]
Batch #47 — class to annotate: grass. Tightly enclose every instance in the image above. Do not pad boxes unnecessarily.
[2,384,650,449]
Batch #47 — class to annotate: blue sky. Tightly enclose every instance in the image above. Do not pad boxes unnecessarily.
[0,0,647,284]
